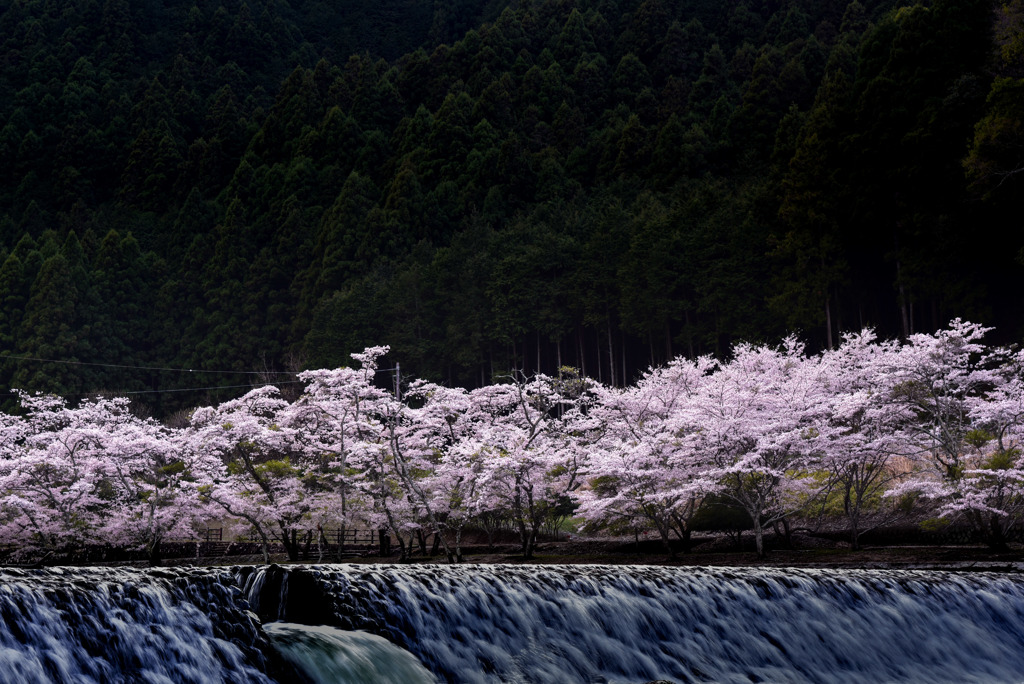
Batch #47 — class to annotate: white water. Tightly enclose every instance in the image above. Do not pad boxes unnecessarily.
[0,566,274,684]
[299,564,1024,683]
[5,564,1024,683]
[265,622,436,683]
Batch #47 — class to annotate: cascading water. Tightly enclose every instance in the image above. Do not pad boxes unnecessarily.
[260,564,1024,684]
[0,566,277,684]
[5,563,1024,683]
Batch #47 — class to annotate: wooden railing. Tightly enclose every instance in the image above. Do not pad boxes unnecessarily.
[159,527,388,559]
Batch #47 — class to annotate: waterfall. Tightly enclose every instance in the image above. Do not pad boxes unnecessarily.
[0,566,277,684]
[5,563,1024,683]
[258,564,1024,684]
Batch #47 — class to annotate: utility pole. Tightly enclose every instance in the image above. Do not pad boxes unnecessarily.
[395,362,401,401]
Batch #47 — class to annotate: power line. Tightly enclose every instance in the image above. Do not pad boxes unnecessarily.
[0,381,306,400]
[1,354,399,376]
[0,353,297,376]
[115,381,306,395]
[0,354,403,400]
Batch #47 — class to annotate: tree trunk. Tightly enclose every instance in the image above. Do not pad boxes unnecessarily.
[825,295,834,351]
[621,330,627,387]
[483,516,496,550]
[395,533,408,562]
[673,527,691,554]
[339,487,348,560]
[577,328,586,378]
[660,530,677,559]
[671,511,693,554]
[517,516,532,559]
[822,254,834,350]
[279,527,300,562]
[753,518,765,558]
[416,529,428,556]
[450,527,463,563]
[430,530,442,557]
[684,310,695,358]
[772,518,792,549]
[536,331,541,375]
[256,527,271,564]
[896,257,910,338]
[523,525,540,560]
[987,512,1009,552]
[607,318,616,387]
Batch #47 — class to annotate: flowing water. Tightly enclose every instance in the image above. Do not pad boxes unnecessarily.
[264,622,436,683]
[3,563,1024,683]
[0,566,274,684]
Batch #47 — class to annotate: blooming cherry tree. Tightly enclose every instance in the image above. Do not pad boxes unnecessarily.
[695,339,831,557]
[883,320,1015,548]
[185,385,317,562]
[818,330,910,549]
[472,374,587,559]
[0,394,195,561]
[0,393,100,555]
[89,399,197,559]
[289,346,392,557]
[575,356,717,555]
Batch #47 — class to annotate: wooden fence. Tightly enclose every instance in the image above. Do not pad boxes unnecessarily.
[155,527,388,560]
[200,527,379,546]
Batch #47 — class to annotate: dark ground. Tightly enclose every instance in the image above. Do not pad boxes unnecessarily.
[153,531,1024,573]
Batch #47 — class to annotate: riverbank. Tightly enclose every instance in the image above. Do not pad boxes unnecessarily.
[149,534,1024,573]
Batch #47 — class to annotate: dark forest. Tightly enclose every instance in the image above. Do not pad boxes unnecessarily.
[1,0,1022,415]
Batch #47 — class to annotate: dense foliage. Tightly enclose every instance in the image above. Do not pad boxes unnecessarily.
[1,0,1022,414]
[2,322,1024,562]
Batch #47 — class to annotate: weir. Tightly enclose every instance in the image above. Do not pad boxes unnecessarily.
[3,564,1024,683]
[0,566,277,684]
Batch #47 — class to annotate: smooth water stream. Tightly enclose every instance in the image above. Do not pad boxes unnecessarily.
[3,563,1024,683]
[264,622,436,683]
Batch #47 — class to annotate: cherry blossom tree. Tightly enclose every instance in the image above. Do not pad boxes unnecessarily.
[575,356,718,556]
[388,381,486,562]
[883,320,1012,548]
[185,385,321,562]
[89,399,197,561]
[293,347,426,561]
[942,344,1024,547]
[300,346,435,562]
[817,330,911,549]
[289,346,392,558]
[472,373,588,559]
[0,394,195,561]
[0,393,89,555]
[695,338,832,558]
[888,320,995,480]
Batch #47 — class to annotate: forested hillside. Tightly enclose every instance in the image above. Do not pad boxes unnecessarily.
[1,0,1021,414]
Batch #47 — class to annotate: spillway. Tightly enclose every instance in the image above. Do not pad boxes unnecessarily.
[4,563,1024,683]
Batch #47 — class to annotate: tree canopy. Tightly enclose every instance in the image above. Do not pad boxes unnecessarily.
[0,0,1020,414]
